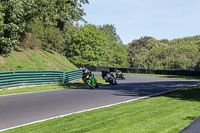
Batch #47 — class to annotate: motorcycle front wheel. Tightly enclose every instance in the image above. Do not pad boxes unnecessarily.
[121,74,125,80]
[109,77,117,85]
[113,79,117,85]
[87,80,95,89]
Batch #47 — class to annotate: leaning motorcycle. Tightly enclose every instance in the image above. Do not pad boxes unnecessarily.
[104,73,117,85]
[114,69,125,80]
[82,73,99,89]
[115,72,125,80]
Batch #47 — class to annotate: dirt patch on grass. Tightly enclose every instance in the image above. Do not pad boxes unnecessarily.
[47,62,59,70]
[0,58,6,65]
[12,51,28,59]
[24,50,33,56]
[40,51,60,70]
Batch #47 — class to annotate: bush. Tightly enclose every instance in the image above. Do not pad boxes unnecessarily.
[26,20,65,53]
[20,33,42,50]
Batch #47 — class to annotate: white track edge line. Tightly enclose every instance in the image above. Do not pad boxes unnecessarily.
[0,85,92,97]
[0,83,200,132]
[0,88,65,97]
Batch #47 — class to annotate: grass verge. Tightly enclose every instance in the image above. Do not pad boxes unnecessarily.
[0,50,76,71]
[2,84,200,133]
[0,77,105,96]
[93,71,200,81]
[124,73,200,81]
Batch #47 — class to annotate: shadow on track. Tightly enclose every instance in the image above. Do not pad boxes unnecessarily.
[94,80,200,102]
[61,78,200,102]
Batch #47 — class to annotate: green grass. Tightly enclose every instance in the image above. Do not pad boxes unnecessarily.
[2,84,200,133]
[93,71,200,81]
[124,73,200,81]
[0,77,105,96]
[0,50,76,71]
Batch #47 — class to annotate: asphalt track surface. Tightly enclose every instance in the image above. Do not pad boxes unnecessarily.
[0,74,199,131]
[179,116,200,133]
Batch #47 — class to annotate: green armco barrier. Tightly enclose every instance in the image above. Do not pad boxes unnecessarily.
[0,69,82,88]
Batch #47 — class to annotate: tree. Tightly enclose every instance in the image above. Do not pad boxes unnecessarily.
[99,24,128,67]
[0,2,4,39]
[111,43,129,67]
[127,37,158,68]
[1,0,37,53]
[171,43,199,69]
[147,43,171,69]
[0,0,89,54]
[0,2,5,53]
[67,24,129,67]
[63,22,79,57]
[127,36,200,70]
[35,0,89,29]
[99,24,122,44]
[68,24,106,66]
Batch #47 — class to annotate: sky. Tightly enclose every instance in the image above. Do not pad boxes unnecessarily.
[82,0,200,44]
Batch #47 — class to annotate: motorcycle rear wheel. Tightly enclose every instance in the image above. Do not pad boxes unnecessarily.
[95,82,99,88]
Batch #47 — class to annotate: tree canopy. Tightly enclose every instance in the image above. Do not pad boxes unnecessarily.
[0,0,89,53]
[127,36,200,70]
[67,24,129,67]
[1,0,200,70]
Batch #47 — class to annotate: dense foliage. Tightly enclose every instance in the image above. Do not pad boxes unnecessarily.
[0,0,129,68]
[1,0,200,69]
[0,2,4,49]
[127,36,200,70]
[67,24,129,67]
[0,0,89,53]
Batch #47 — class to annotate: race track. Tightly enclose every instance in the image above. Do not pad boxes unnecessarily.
[0,74,199,131]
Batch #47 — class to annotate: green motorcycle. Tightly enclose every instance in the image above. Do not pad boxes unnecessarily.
[82,72,99,89]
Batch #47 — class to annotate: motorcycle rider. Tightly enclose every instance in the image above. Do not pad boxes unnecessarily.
[101,69,115,82]
[102,70,109,81]
[81,67,98,88]
[114,69,125,80]
[81,67,92,78]
[114,69,122,78]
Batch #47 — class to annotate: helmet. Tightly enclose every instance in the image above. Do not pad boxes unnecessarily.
[83,68,87,72]
[80,67,86,72]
